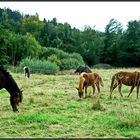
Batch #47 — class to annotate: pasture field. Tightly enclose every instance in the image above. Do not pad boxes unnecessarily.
[0,68,140,138]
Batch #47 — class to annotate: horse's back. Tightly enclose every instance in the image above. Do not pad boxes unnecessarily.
[81,72,100,85]
[115,71,138,78]
[114,71,140,86]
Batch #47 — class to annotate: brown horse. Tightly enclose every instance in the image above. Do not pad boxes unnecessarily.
[76,72,104,98]
[110,71,140,99]
[0,65,23,112]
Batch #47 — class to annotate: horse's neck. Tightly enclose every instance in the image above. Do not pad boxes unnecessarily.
[79,77,85,91]
[5,80,20,96]
[5,85,14,94]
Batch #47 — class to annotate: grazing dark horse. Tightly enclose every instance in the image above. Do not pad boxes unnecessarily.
[0,65,23,112]
[23,66,30,78]
[110,71,140,99]
[76,72,104,98]
[74,65,92,74]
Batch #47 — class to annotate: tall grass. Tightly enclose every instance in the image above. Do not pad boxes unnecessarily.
[19,57,60,74]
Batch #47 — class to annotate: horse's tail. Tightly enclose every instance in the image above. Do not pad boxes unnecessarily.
[99,76,104,87]
[110,75,116,93]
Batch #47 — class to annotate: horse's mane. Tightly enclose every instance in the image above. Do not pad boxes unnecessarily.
[78,72,86,91]
[0,65,20,91]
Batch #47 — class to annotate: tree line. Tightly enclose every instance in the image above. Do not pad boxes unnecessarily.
[0,8,140,68]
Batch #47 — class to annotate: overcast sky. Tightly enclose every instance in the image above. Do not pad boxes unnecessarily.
[0,2,140,31]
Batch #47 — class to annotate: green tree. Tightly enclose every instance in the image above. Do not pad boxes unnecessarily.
[76,26,104,65]
[21,13,45,38]
[117,20,140,67]
[0,8,23,33]
[0,28,10,64]
[22,33,43,58]
[102,19,123,66]
[5,32,42,66]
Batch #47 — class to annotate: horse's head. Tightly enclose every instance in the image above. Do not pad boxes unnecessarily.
[16,88,23,105]
[76,87,84,98]
[9,89,23,112]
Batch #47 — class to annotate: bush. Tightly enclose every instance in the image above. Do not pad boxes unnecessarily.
[60,58,83,70]
[19,57,60,74]
[47,54,61,66]
[41,47,68,60]
[40,47,85,70]
[69,53,84,63]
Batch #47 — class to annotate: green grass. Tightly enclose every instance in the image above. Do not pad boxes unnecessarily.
[0,68,140,138]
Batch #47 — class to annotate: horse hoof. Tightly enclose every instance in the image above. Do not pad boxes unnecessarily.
[13,110,19,112]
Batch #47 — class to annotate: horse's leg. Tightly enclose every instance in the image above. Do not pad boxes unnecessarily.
[136,76,140,99]
[118,82,123,97]
[110,83,118,98]
[127,86,135,98]
[136,85,139,99]
[28,72,30,78]
[96,82,100,94]
[112,83,118,91]
[92,84,95,95]
[110,76,117,98]
[10,96,18,112]
[84,86,88,98]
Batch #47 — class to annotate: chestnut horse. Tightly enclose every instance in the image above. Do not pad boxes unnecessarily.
[110,71,140,99]
[0,65,23,112]
[76,72,104,98]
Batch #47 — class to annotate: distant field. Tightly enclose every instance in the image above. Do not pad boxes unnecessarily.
[0,68,140,138]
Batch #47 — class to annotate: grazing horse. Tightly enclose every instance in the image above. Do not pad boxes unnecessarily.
[0,65,23,112]
[23,66,30,78]
[74,65,92,74]
[110,71,140,99]
[76,72,104,98]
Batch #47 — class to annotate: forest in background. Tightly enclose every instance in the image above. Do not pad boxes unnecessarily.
[0,7,140,69]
